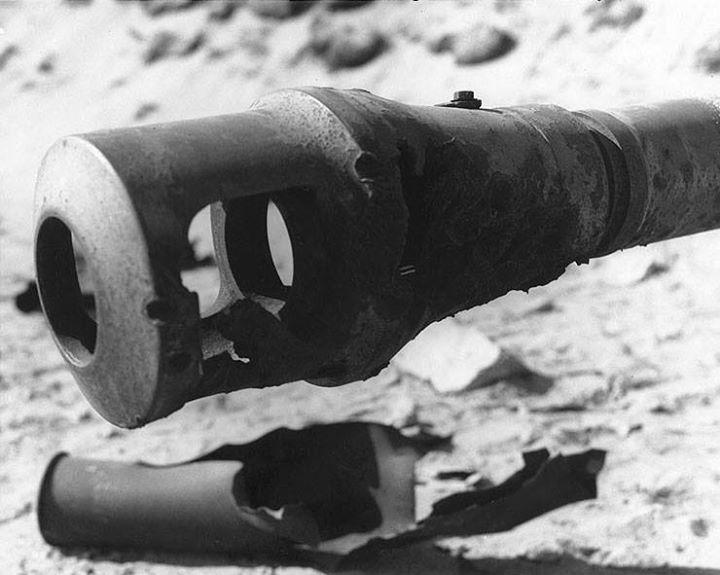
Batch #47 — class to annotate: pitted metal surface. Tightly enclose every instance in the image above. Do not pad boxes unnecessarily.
[34,88,720,427]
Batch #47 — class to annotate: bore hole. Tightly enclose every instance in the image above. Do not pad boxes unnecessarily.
[267,200,294,287]
[145,299,175,322]
[181,206,221,317]
[354,151,383,181]
[35,217,97,365]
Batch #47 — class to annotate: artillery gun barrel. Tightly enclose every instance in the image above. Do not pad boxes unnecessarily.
[34,88,720,427]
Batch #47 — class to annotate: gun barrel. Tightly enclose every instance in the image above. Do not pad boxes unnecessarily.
[33,88,720,427]
[578,99,720,253]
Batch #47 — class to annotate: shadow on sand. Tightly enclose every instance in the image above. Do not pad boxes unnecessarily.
[58,544,719,575]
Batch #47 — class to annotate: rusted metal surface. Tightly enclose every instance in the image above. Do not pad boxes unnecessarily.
[37,422,604,559]
[34,88,720,427]
[38,423,426,554]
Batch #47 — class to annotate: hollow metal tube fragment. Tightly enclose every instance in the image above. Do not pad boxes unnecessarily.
[33,88,720,427]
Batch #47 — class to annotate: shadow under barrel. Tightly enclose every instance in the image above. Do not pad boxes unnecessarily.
[33,88,720,427]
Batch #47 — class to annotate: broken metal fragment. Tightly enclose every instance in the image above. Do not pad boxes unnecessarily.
[37,423,427,554]
[336,448,606,568]
[429,448,553,517]
[38,421,605,565]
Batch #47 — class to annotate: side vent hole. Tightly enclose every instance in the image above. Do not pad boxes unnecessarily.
[267,199,294,288]
[181,206,221,317]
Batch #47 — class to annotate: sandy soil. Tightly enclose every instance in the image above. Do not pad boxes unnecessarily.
[2,1,720,573]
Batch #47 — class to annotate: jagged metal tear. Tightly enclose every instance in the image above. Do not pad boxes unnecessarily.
[38,422,605,564]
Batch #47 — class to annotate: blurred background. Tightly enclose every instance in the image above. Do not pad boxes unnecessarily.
[1,1,720,573]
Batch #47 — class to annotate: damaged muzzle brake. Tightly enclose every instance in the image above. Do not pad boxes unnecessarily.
[34,88,720,427]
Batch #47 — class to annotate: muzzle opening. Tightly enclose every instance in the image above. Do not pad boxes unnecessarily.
[36,216,97,366]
